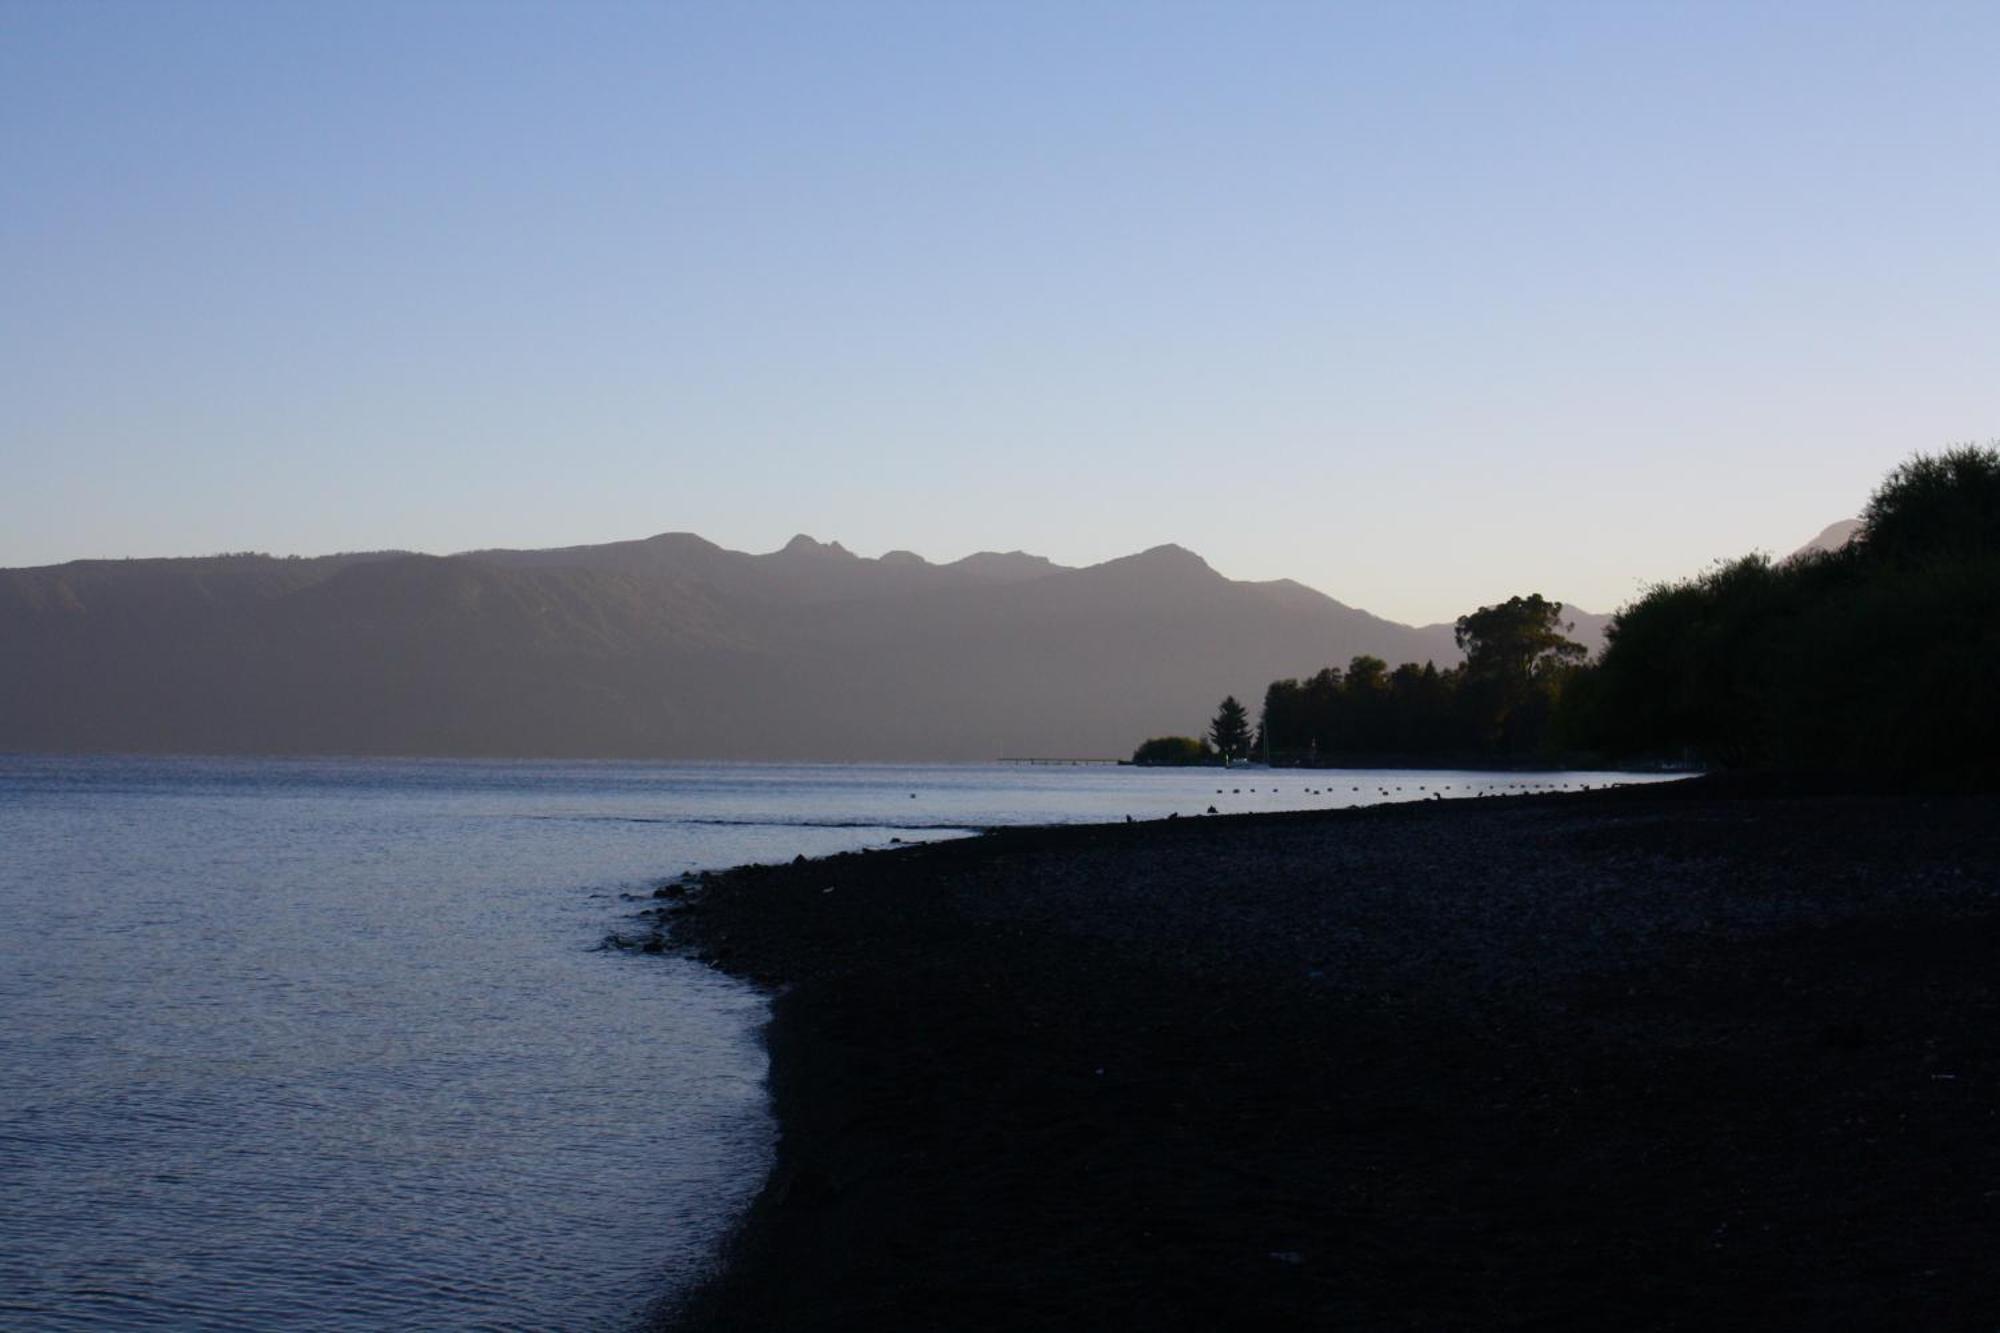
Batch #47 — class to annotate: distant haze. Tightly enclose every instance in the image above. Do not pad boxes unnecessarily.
[0,533,1612,762]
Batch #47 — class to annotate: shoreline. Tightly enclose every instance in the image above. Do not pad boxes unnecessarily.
[658,780,2000,1329]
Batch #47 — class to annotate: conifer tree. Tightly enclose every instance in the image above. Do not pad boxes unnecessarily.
[1209,695,1252,761]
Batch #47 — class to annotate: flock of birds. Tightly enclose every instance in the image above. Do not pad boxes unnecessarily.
[896,777,1626,826]
[1162,779,1614,820]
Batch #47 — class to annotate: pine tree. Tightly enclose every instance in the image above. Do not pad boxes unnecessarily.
[1209,695,1252,761]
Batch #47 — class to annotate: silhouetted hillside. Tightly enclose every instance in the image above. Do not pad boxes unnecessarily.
[3,534,1568,760]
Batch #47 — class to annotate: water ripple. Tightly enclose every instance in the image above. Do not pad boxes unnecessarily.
[0,757,780,1330]
[0,754,1666,1327]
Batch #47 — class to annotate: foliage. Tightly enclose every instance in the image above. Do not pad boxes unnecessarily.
[1154,445,1999,781]
[1455,594,1588,753]
[1860,444,2000,564]
[1131,735,1217,766]
[1253,596,1587,765]
[1455,594,1587,681]
[1209,696,1253,761]
[1580,444,2000,780]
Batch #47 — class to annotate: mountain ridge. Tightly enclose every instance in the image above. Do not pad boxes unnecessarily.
[1,532,1607,760]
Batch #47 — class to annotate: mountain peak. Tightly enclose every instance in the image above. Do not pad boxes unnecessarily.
[1069,543,1219,588]
[1129,543,1213,572]
[777,534,853,559]
[637,531,725,555]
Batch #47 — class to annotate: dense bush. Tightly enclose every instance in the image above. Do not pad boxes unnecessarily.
[1131,735,1217,766]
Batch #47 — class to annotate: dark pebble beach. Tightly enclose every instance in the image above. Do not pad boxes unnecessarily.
[659,778,2000,1330]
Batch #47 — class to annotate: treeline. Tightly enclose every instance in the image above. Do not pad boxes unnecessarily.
[1257,594,1586,765]
[1134,595,1589,766]
[1577,444,1999,779]
[1140,444,1999,780]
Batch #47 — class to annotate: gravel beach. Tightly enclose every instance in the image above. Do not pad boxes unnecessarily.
[658,779,2000,1330]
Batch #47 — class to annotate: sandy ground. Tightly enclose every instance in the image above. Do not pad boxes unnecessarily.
[655,779,2000,1331]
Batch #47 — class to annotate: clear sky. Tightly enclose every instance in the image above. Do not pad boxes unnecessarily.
[5,1,1996,623]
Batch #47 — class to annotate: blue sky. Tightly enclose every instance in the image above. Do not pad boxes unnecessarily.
[5,1,1996,622]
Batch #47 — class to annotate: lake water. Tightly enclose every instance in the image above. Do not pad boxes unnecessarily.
[0,755,1662,1329]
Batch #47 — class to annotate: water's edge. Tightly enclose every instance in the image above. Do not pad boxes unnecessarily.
[0,757,1663,1329]
[647,778,2000,1328]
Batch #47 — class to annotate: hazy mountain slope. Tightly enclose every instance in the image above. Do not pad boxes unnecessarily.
[0,552,408,753]
[1791,519,1863,559]
[0,534,1579,761]
[0,554,751,756]
[694,545,1469,759]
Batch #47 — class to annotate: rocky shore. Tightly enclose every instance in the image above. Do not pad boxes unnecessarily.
[656,779,2000,1330]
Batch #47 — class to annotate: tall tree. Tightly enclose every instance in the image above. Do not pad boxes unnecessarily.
[1209,695,1252,761]
[1455,595,1587,683]
[1455,595,1587,754]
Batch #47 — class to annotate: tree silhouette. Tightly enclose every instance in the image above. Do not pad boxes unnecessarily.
[1581,443,2000,779]
[1209,696,1252,761]
[1454,595,1587,754]
[1860,443,2000,564]
[1454,595,1586,683]
[1132,736,1214,766]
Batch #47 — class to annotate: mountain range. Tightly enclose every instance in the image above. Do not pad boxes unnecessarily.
[2,532,1619,760]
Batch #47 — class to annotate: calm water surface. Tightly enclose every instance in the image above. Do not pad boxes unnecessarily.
[0,756,1663,1328]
